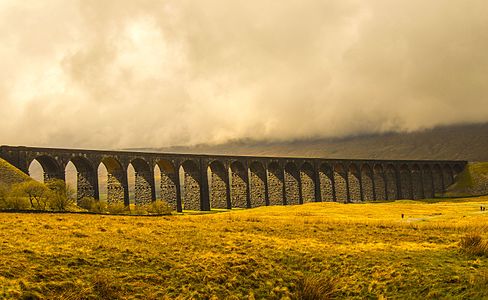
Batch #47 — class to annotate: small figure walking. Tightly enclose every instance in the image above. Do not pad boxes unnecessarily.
[401,213,404,219]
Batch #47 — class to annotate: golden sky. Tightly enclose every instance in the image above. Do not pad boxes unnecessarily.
[1,0,487,149]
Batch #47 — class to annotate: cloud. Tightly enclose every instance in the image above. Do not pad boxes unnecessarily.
[0,0,487,149]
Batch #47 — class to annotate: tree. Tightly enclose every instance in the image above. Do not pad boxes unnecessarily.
[46,179,76,211]
[11,181,50,210]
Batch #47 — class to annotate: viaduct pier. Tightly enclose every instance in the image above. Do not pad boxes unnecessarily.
[0,146,467,212]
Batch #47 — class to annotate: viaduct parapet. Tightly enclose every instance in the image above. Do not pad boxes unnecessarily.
[0,145,467,212]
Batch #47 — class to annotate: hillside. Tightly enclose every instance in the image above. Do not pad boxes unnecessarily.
[0,158,32,188]
[446,162,488,197]
[133,123,488,161]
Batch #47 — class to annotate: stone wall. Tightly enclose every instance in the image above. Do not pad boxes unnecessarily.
[433,167,444,193]
[160,170,177,210]
[107,170,126,204]
[411,168,423,199]
[134,170,153,205]
[268,163,284,206]
[300,164,315,203]
[319,166,334,202]
[373,168,386,201]
[385,166,397,200]
[209,162,228,209]
[334,168,348,202]
[76,171,97,201]
[400,167,412,200]
[182,162,201,211]
[422,167,434,198]
[348,166,362,202]
[249,162,266,207]
[361,166,374,201]
[231,162,248,208]
[284,163,300,205]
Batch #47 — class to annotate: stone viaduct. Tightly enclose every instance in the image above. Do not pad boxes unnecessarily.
[0,146,467,212]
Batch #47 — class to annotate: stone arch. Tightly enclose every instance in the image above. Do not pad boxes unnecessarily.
[249,161,266,207]
[267,162,284,206]
[69,156,98,201]
[300,162,315,203]
[333,164,348,203]
[422,165,434,198]
[373,164,386,201]
[385,164,398,200]
[361,164,374,201]
[100,157,127,205]
[319,164,334,202]
[230,161,248,208]
[181,160,201,211]
[285,162,300,205]
[443,164,454,188]
[432,164,443,194]
[29,155,64,182]
[129,158,155,205]
[208,160,229,209]
[399,164,412,200]
[348,164,361,202]
[156,159,177,210]
[410,164,423,199]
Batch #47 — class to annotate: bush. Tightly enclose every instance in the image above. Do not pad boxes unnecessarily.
[293,274,336,300]
[0,195,30,210]
[78,197,108,213]
[146,200,173,215]
[132,204,149,215]
[107,202,129,215]
[460,233,488,257]
[46,179,76,211]
[10,181,50,210]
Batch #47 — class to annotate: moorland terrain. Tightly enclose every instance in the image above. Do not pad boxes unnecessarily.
[1,199,488,299]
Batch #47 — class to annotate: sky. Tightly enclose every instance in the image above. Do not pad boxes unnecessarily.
[1,0,487,149]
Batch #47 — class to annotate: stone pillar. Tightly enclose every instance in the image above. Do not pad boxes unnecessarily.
[160,170,178,210]
[134,170,154,206]
[200,160,210,211]
[226,167,232,209]
[282,167,287,205]
[107,168,128,205]
[314,166,322,202]
[175,168,183,212]
[246,166,252,208]
[76,170,98,200]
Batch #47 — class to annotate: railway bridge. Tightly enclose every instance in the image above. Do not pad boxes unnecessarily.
[0,145,467,212]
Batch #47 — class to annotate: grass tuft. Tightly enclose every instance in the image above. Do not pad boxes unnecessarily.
[293,273,336,300]
[459,233,488,257]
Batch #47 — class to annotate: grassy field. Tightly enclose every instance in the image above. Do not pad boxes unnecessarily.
[1,199,488,299]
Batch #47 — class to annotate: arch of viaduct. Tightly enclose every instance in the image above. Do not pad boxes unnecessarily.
[0,146,467,212]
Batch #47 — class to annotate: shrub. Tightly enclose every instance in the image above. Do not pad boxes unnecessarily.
[293,274,336,300]
[78,197,108,213]
[132,204,149,215]
[10,181,50,210]
[107,202,129,215]
[46,179,76,211]
[146,200,173,215]
[0,195,30,210]
[460,233,488,257]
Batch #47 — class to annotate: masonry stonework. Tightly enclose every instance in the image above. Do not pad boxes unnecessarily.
[0,146,466,212]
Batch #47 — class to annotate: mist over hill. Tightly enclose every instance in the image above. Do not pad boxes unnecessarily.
[131,123,488,161]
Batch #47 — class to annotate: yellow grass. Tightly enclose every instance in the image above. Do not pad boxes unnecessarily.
[1,198,488,299]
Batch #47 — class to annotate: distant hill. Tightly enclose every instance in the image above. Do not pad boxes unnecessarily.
[131,123,488,161]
